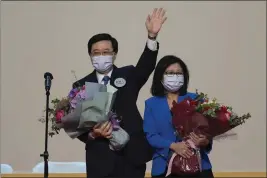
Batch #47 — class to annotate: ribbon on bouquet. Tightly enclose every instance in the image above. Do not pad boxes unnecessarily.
[166,140,202,176]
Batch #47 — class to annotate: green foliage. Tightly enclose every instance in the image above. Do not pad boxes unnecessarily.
[229,113,251,126]
[38,97,62,137]
[195,89,251,126]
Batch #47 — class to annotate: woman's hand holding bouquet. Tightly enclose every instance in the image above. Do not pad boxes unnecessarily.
[170,142,192,159]
[167,91,251,176]
[189,132,210,148]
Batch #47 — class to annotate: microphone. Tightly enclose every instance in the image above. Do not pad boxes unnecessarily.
[41,72,54,178]
[44,72,53,91]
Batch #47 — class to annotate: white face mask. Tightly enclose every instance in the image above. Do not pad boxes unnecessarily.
[91,55,113,73]
[162,74,184,92]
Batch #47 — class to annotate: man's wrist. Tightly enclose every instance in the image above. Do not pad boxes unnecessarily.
[148,33,157,40]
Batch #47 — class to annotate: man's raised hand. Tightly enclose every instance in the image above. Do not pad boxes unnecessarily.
[146,8,167,38]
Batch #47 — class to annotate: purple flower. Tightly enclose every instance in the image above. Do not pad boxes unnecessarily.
[69,89,86,109]
[77,89,87,100]
[68,88,79,98]
[108,112,121,130]
[70,98,78,108]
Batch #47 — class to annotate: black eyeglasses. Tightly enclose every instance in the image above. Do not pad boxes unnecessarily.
[91,51,114,57]
[164,71,183,76]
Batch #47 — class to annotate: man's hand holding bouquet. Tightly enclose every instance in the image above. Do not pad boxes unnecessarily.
[39,78,129,151]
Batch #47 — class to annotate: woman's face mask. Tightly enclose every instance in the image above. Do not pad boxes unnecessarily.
[162,74,184,92]
[91,55,113,73]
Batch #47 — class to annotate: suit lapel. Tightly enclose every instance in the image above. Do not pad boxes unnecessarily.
[85,70,98,83]
[156,97,172,125]
[178,94,187,103]
[161,94,188,125]
[109,66,121,89]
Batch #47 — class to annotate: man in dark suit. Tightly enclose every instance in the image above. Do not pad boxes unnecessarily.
[73,8,167,178]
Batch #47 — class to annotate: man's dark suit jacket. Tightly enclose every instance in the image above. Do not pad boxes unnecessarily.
[73,43,159,176]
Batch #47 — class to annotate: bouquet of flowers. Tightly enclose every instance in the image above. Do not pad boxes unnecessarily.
[166,91,251,176]
[39,82,129,151]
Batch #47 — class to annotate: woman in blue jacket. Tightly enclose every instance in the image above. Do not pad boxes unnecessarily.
[143,55,214,177]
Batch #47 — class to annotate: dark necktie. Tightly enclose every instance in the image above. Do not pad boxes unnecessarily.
[102,76,110,85]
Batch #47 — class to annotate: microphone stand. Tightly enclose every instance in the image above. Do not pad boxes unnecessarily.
[40,72,53,178]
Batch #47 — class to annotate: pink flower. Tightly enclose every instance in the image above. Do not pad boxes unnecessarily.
[56,110,64,123]
[225,112,231,121]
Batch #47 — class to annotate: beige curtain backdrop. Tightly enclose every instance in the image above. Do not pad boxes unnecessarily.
[0,1,266,173]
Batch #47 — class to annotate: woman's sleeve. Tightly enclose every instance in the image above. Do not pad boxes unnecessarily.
[143,101,173,149]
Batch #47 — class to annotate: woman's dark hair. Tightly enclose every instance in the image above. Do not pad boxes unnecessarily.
[87,33,118,55]
[151,55,190,97]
